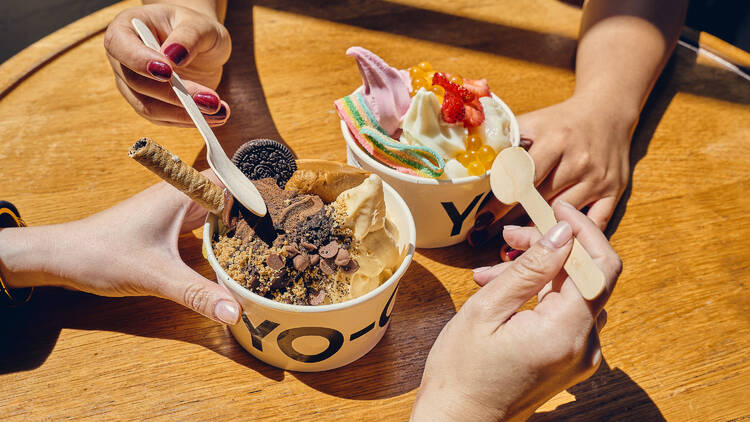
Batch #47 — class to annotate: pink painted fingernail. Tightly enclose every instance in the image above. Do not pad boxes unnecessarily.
[559,200,576,210]
[164,43,188,65]
[544,221,572,248]
[503,225,521,232]
[472,266,491,273]
[147,61,172,79]
[215,300,239,325]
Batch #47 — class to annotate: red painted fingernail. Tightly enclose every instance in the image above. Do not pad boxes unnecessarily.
[194,93,220,111]
[147,61,172,79]
[164,43,188,65]
[500,244,522,262]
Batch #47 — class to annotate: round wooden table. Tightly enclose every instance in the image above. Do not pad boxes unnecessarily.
[1,1,748,420]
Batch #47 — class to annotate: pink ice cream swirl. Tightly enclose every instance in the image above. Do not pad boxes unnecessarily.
[346,46,412,136]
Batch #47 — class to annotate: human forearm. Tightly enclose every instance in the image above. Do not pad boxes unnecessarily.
[143,0,227,22]
[574,0,688,128]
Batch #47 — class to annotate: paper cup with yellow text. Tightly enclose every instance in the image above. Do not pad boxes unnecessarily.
[203,181,416,372]
[342,93,520,248]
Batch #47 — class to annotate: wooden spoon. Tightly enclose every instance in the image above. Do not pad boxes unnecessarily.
[490,147,605,300]
[131,18,267,217]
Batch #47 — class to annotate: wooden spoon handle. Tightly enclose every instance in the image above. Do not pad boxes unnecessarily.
[518,188,605,300]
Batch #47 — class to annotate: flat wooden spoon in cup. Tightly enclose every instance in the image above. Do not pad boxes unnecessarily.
[490,147,605,300]
[131,18,267,217]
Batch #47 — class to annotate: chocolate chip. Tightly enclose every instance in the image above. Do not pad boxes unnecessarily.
[309,290,327,305]
[341,259,360,274]
[270,270,289,290]
[319,241,340,258]
[301,241,316,251]
[309,254,320,266]
[293,254,310,271]
[267,253,286,270]
[284,243,300,256]
[334,248,351,266]
[319,258,337,275]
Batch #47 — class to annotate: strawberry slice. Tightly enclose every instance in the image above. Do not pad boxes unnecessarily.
[463,103,485,127]
[432,72,475,102]
[464,78,490,98]
[441,91,465,123]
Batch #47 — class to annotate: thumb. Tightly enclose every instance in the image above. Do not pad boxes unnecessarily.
[160,16,229,67]
[158,263,241,325]
[473,221,573,324]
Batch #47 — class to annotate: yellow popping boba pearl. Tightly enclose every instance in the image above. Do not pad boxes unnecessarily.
[409,66,425,78]
[449,74,464,85]
[455,151,474,167]
[477,145,496,168]
[412,77,430,92]
[466,133,482,151]
[430,85,445,97]
[467,161,485,176]
[417,61,433,72]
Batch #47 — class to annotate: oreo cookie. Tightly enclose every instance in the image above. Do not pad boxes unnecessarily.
[231,139,297,188]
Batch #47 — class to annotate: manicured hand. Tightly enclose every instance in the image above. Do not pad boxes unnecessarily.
[468,93,633,247]
[0,172,241,325]
[104,4,232,126]
[411,202,621,421]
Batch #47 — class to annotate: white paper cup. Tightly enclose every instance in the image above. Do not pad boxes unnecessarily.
[203,180,416,372]
[342,93,520,248]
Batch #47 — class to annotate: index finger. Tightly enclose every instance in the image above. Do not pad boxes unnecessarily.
[554,201,622,313]
[104,12,173,81]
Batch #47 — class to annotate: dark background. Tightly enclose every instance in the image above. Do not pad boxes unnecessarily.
[1,1,748,65]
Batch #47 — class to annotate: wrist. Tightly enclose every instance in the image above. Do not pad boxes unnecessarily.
[0,226,54,289]
[570,83,640,134]
[411,384,509,422]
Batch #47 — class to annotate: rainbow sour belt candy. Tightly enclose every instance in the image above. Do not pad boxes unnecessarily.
[336,91,445,178]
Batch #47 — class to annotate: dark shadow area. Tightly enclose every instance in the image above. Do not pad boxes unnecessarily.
[0,234,285,382]
[292,260,456,399]
[530,360,665,421]
[419,231,504,269]
[0,0,118,64]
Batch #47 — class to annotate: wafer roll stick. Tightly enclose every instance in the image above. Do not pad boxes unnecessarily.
[129,138,227,214]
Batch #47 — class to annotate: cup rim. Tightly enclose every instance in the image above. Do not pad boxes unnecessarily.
[203,179,416,314]
[341,92,520,186]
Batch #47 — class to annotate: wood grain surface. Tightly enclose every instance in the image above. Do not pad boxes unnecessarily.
[1,1,749,420]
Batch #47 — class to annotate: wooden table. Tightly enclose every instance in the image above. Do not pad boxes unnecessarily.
[1,1,748,420]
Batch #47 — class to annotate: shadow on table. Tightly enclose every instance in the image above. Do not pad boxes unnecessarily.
[293,260,456,399]
[0,286,286,381]
[530,360,665,421]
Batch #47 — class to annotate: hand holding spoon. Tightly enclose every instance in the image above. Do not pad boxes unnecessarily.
[490,147,605,300]
[131,18,267,217]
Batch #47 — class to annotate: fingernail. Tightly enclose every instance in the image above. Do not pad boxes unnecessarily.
[500,243,522,262]
[472,266,491,273]
[206,104,227,120]
[467,229,488,247]
[503,225,521,232]
[214,300,239,324]
[147,61,172,79]
[164,43,188,65]
[473,211,494,230]
[543,221,572,248]
[194,93,220,112]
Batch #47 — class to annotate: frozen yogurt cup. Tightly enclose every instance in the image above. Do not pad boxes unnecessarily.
[203,160,416,371]
[343,92,519,248]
